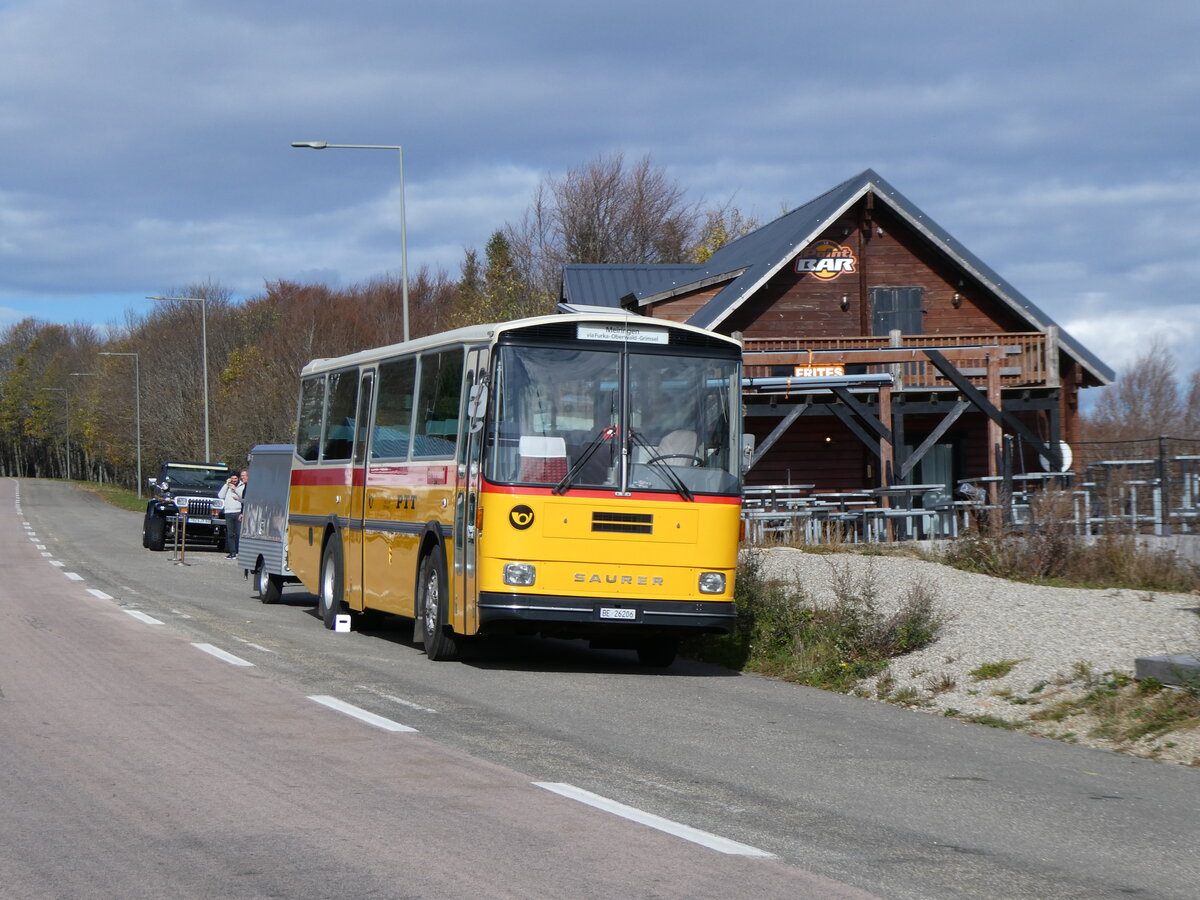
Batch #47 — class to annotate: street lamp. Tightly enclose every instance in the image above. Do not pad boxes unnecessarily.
[290,140,410,342]
[99,352,142,497]
[40,387,69,480]
[147,294,210,462]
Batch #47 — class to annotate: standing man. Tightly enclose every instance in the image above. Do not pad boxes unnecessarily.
[219,469,247,559]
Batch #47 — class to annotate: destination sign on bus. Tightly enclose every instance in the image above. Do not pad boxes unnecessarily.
[577,324,669,344]
[794,364,845,377]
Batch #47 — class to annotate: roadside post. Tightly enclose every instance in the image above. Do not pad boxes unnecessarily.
[175,499,190,566]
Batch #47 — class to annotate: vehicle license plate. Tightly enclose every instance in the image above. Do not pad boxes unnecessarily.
[188,517,211,525]
[600,607,636,620]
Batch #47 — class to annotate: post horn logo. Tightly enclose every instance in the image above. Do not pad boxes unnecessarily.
[509,505,535,530]
[794,239,857,281]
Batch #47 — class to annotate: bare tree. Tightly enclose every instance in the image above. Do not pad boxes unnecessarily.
[1084,336,1185,440]
[505,152,703,305]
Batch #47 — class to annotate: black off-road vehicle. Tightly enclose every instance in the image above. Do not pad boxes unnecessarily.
[142,460,233,551]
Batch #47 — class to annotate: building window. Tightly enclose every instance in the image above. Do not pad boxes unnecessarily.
[871,287,924,336]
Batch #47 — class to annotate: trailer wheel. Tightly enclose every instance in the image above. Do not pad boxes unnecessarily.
[257,563,282,605]
[418,552,459,661]
[318,540,344,629]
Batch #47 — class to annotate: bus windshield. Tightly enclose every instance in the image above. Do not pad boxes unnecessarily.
[487,344,741,496]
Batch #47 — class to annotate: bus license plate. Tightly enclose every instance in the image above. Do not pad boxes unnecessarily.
[188,517,211,525]
[600,607,636,620]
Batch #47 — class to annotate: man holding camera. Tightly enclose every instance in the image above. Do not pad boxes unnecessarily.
[219,469,247,559]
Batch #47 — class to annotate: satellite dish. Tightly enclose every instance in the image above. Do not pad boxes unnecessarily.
[1039,440,1073,473]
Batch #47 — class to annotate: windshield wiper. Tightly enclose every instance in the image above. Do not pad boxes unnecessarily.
[553,425,618,495]
[630,431,694,502]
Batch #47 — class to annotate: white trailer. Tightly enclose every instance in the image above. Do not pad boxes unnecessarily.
[238,444,298,603]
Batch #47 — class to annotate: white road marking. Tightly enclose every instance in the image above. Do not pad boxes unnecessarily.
[357,684,438,713]
[35,544,46,549]
[87,589,114,600]
[191,643,254,667]
[49,560,65,568]
[308,695,418,732]
[64,572,84,581]
[533,782,777,858]
[233,638,274,653]
[124,610,164,625]
[41,551,52,557]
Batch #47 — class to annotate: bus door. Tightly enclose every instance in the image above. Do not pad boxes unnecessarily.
[345,370,374,612]
[455,348,488,634]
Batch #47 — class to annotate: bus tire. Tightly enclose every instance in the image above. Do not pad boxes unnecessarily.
[144,515,166,551]
[636,636,679,668]
[418,551,459,661]
[257,564,282,605]
[318,539,344,629]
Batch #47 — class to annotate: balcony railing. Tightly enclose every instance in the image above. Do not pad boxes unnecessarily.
[741,331,1053,390]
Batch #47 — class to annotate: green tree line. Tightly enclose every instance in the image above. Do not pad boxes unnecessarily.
[0,153,758,486]
[3,153,1196,489]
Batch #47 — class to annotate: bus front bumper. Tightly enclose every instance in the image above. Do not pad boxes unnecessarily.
[477,592,736,638]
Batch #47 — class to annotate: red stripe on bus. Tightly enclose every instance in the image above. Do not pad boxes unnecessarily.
[291,467,360,487]
[479,482,741,505]
[291,465,453,489]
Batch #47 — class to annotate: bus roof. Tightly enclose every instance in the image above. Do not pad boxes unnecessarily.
[298,312,742,376]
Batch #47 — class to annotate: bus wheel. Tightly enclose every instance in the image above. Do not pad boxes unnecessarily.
[419,552,459,661]
[257,564,282,605]
[318,540,344,629]
[636,637,679,668]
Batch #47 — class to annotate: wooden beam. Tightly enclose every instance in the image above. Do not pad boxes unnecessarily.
[828,403,881,458]
[877,383,892,488]
[923,349,1061,469]
[748,401,810,471]
[898,401,970,480]
[830,386,893,443]
[744,347,1003,367]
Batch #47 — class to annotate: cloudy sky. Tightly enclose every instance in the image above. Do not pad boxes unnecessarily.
[3,0,1198,386]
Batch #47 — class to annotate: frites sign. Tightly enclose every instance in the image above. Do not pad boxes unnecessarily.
[794,240,856,280]
[793,365,845,377]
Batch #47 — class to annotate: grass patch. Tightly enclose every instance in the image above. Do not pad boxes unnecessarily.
[962,714,1027,731]
[72,481,147,513]
[685,551,946,691]
[1030,671,1200,744]
[969,658,1025,681]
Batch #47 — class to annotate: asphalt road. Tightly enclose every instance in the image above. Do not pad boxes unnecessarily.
[4,477,1198,899]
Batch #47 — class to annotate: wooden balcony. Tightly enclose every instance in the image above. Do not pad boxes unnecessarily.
[741,331,1056,391]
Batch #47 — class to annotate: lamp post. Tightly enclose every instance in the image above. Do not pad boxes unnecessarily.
[40,387,69,480]
[99,352,142,497]
[147,294,210,462]
[290,141,410,342]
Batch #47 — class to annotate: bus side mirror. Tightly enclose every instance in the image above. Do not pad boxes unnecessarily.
[742,434,755,474]
[467,383,488,434]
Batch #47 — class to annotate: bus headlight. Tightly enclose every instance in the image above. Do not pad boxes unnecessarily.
[503,563,537,586]
[698,572,726,594]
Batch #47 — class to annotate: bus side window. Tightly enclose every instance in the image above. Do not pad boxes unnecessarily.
[414,347,464,459]
[322,368,358,462]
[296,375,325,463]
[373,357,415,460]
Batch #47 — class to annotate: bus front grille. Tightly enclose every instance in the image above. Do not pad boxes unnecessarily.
[592,512,653,535]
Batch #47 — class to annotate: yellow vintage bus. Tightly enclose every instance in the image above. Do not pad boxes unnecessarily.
[287,311,743,665]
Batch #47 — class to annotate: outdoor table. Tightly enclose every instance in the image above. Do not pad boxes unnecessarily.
[871,483,943,540]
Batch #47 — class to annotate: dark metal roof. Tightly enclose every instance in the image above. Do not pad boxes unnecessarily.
[561,169,1114,384]
[561,264,706,307]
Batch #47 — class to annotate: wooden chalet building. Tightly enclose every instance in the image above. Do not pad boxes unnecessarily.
[561,169,1114,506]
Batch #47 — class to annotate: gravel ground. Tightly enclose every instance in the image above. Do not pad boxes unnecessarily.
[757,547,1200,767]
